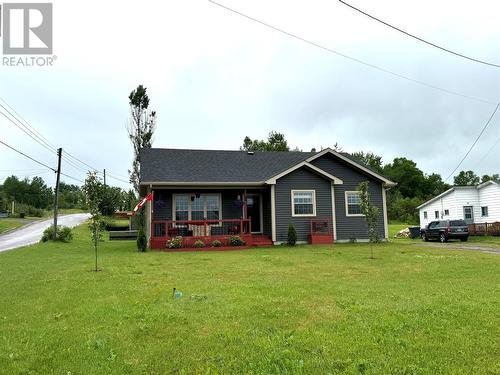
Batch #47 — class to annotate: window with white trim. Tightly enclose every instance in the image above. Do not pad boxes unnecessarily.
[291,190,316,216]
[173,194,221,221]
[481,206,488,217]
[345,191,362,216]
[444,209,449,216]
[435,210,439,219]
[174,195,189,221]
[423,211,427,219]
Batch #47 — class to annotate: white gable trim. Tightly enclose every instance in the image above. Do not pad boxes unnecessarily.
[265,161,343,185]
[305,148,396,187]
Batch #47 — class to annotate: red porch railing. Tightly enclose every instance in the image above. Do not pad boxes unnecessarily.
[150,218,252,249]
[309,217,334,244]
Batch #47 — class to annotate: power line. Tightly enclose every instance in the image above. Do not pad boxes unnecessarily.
[0,139,56,172]
[475,136,500,167]
[0,96,130,185]
[64,150,98,172]
[338,0,500,69]
[0,96,58,150]
[106,173,130,184]
[444,101,500,182]
[0,106,57,155]
[208,0,496,106]
[60,172,85,184]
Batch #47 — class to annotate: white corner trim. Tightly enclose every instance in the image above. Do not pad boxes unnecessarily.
[306,148,396,186]
[331,183,337,241]
[291,189,317,217]
[345,191,365,217]
[270,185,277,242]
[265,161,343,185]
[382,185,388,239]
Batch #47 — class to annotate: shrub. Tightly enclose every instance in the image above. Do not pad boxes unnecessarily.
[41,225,73,243]
[16,203,45,218]
[193,240,205,248]
[136,227,147,252]
[167,236,183,249]
[211,239,222,247]
[229,236,245,246]
[287,222,297,246]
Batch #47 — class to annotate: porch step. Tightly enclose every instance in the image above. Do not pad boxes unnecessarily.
[252,235,273,247]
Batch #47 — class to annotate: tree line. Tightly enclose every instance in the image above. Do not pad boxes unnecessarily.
[241,132,499,223]
[0,175,136,217]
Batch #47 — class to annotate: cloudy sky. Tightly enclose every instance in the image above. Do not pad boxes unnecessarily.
[1,0,499,189]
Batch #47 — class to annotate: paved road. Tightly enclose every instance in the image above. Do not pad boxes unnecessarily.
[0,213,90,252]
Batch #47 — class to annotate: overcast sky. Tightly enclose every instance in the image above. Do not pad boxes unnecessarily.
[1,0,499,189]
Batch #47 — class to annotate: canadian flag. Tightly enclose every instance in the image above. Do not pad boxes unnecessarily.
[132,193,153,216]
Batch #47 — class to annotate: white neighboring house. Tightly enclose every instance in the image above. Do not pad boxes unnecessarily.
[417,180,500,228]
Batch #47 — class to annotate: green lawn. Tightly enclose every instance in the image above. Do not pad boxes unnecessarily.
[389,221,500,245]
[0,218,33,234]
[0,226,499,374]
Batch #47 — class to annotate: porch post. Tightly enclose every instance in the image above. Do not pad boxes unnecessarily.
[270,184,276,243]
[243,189,248,219]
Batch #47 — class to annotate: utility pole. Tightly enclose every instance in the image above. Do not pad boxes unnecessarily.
[53,148,62,239]
[103,168,106,187]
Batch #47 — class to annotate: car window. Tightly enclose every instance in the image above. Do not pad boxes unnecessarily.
[450,220,467,226]
[428,222,438,228]
[439,221,447,227]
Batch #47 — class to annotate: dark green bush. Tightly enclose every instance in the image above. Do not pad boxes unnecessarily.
[193,240,205,248]
[16,203,45,218]
[136,227,147,252]
[211,239,222,247]
[229,236,245,246]
[287,222,297,246]
[167,236,183,249]
[41,225,73,243]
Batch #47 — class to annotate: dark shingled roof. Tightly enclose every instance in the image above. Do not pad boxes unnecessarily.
[140,148,315,183]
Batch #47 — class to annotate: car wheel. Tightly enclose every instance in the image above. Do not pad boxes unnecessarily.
[421,233,428,242]
[439,233,447,243]
[460,237,468,242]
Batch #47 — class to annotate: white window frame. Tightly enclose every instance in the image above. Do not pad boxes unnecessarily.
[172,193,222,223]
[434,210,439,219]
[423,211,428,219]
[444,209,449,216]
[345,191,364,217]
[291,190,316,217]
[481,206,489,217]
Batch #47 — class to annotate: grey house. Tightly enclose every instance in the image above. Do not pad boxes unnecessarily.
[139,148,396,249]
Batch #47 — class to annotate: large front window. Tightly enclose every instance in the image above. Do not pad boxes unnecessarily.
[173,194,221,221]
[291,190,316,216]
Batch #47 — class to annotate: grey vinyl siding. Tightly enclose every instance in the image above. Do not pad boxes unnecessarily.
[311,154,386,240]
[152,189,243,220]
[275,167,332,242]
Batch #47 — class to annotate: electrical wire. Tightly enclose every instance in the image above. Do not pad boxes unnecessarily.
[60,172,85,183]
[338,0,500,69]
[208,0,496,105]
[444,101,500,182]
[0,106,57,155]
[475,136,500,167]
[0,139,56,172]
[0,97,130,184]
[0,96,58,150]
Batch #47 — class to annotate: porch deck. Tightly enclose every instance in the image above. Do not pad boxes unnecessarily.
[150,218,262,250]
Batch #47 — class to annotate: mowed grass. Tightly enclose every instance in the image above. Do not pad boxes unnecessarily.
[389,221,500,246]
[0,218,33,234]
[0,226,499,374]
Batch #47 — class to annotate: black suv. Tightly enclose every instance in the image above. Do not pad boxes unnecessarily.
[421,220,469,243]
